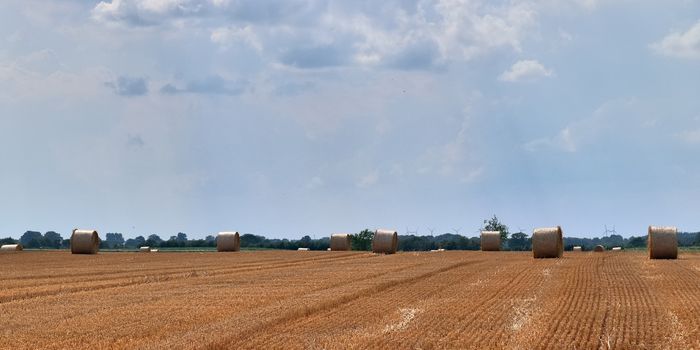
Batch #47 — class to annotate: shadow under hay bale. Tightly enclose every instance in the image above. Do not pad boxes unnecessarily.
[0,244,23,252]
[648,226,677,259]
[71,229,100,254]
[217,232,240,252]
[480,231,501,251]
[372,229,398,254]
[330,233,351,251]
[532,226,563,259]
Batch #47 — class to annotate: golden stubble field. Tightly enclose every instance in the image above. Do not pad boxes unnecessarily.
[1,250,699,349]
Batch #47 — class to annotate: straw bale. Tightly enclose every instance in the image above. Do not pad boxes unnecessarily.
[217,232,240,252]
[372,229,398,254]
[71,229,100,254]
[0,244,23,251]
[532,226,563,258]
[648,226,677,259]
[330,233,352,251]
[139,246,151,253]
[594,245,605,252]
[573,246,582,252]
[480,231,501,251]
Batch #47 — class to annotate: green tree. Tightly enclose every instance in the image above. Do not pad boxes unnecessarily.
[0,237,17,245]
[105,233,125,248]
[509,231,530,251]
[125,236,146,248]
[352,229,374,251]
[694,232,700,246]
[20,231,43,248]
[145,234,163,247]
[43,231,63,249]
[482,215,509,247]
[627,236,646,248]
[299,235,312,248]
[240,234,266,247]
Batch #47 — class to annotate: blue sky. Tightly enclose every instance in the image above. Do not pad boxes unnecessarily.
[1,0,699,239]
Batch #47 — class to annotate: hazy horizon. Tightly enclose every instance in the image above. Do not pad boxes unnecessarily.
[2,1,700,240]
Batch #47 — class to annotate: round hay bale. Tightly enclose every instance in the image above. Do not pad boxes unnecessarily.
[480,231,501,251]
[0,244,23,252]
[139,246,151,253]
[612,247,622,251]
[573,246,582,252]
[372,229,398,254]
[532,226,563,259]
[594,245,605,252]
[217,232,240,252]
[330,233,352,251]
[71,229,100,254]
[648,226,677,259]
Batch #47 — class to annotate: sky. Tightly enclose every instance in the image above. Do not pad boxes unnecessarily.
[1,0,699,239]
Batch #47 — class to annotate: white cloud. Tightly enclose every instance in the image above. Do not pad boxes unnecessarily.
[524,126,576,153]
[499,60,553,82]
[92,0,318,26]
[523,98,655,153]
[93,0,540,70]
[337,1,538,69]
[558,29,573,42]
[460,166,484,183]
[356,170,379,188]
[92,0,206,25]
[210,25,262,52]
[416,102,484,182]
[651,21,700,59]
[677,129,700,144]
[305,176,324,190]
[576,0,601,10]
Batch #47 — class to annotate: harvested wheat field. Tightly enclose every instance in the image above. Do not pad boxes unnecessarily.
[1,251,700,349]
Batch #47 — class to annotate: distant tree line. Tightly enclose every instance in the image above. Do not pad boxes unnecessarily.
[0,231,69,249]
[2,227,700,251]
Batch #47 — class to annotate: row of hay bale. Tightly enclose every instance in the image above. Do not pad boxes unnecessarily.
[214,230,399,253]
[481,226,678,259]
[537,225,678,259]
[477,228,563,258]
[55,229,401,255]
[28,226,678,259]
[3,229,101,254]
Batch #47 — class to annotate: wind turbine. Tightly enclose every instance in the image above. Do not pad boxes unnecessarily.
[406,227,419,235]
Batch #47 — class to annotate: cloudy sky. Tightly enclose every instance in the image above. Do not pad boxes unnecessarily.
[1,0,699,239]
